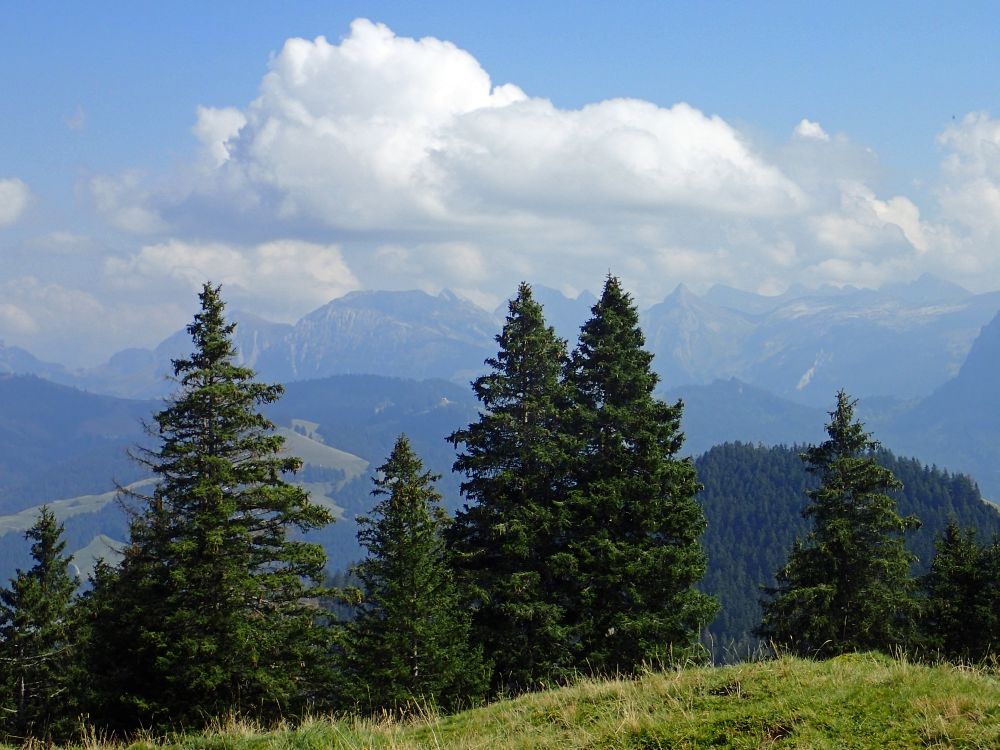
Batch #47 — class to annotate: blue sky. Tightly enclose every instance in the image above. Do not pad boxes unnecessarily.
[9,2,997,185]
[3,2,1000,364]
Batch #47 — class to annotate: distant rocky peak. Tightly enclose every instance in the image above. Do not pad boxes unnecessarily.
[667,282,700,305]
[881,273,972,305]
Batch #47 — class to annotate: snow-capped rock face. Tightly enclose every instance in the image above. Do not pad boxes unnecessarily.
[740,288,1000,405]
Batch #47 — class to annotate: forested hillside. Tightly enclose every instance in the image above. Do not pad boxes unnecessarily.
[0,376,149,507]
[698,442,1000,656]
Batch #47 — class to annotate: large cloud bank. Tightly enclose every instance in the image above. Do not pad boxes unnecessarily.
[13,19,1000,363]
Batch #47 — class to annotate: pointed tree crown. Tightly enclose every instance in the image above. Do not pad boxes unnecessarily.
[571,275,658,408]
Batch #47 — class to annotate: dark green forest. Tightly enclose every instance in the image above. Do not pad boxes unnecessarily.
[698,441,1000,658]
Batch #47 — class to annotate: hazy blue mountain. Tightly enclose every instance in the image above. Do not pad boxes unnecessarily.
[702,284,790,316]
[689,276,994,406]
[882,310,1000,499]
[0,342,75,384]
[7,277,989,408]
[661,379,825,456]
[641,275,996,406]
[1,278,998,498]
[732,284,1000,406]
[76,288,581,397]
[0,372,479,580]
[880,272,973,305]
[642,284,756,388]
[655,306,1000,502]
[0,375,150,509]
[256,289,499,384]
[703,281,871,315]
[73,310,293,399]
[268,374,477,499]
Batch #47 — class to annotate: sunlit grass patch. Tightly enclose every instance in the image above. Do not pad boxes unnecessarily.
[36,654,1000,750]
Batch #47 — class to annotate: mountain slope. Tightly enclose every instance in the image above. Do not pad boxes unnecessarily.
[0,374,479,579]
[662,378,825,456]
[259,289,499,384]
[741,290,1000,405]
[76,311,294,399]
[883,309,1000,499]
[0,375,150,509]
[6,278,994,410]
[0,342,74,383]
[642,284,755,388]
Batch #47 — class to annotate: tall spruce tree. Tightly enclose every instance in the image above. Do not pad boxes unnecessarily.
[0,508,79,743]
[448,282,576,693]
[757,390,919,656]
[342,435,485,713]
[564,276,717,674]
[92,283,334,728]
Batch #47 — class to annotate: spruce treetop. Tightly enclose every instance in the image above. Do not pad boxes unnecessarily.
[571,275,659,408]
[803,390,886,478]
[0,507,79,743]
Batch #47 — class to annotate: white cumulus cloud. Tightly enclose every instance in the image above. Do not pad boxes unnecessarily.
[0,178,32,226]
[158,18,806,232]
[937,113,1000,239]
[105,238,360,321]
[193,106,247,167]
[794,118,830,141]
[813,182,929,255]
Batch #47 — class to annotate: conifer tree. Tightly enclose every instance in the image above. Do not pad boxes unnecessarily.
[757,390,919,656]
[342,435,484,713]
[448,282,576,693]
[92,283,334,728]
[919,520,997,661]
[0,507,79,743]
[564,276,717,674]
[77,558,160,734]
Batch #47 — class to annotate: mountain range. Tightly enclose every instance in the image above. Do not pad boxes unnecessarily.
[9,274,997,409]
[3,274,1000,576]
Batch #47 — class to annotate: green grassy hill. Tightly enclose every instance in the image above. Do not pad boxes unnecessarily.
[64,654,1000,749]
